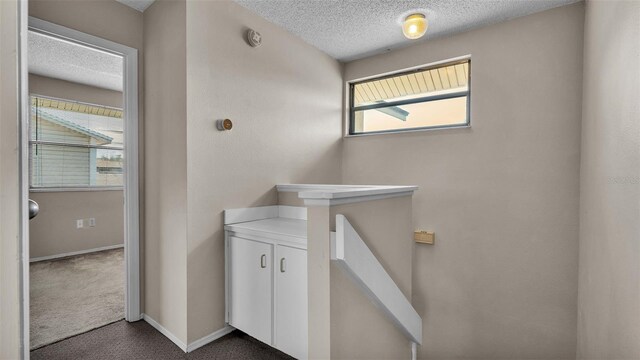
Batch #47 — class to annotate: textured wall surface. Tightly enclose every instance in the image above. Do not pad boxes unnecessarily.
[185,0,343,342]
[577,1,640,358]
[343,4,584,359]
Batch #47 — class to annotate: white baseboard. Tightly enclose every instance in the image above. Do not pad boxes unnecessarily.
[142,313,235,353]
[29,244,124,262]
[186,325,235,352]
[142,313,187,352]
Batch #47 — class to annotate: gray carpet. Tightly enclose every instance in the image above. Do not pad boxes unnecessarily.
[31,320,294,359]
[30,248,125,350]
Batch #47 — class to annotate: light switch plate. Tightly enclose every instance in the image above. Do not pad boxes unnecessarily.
[88,218,96,227]
[414,231,435,245]
[77,219,84,229]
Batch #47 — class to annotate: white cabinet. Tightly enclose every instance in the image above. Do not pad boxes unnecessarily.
[275,245,307,360]
[225,213,307,359]
[229,236,273,345]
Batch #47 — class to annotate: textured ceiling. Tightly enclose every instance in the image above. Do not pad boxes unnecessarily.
[232,0,581,61]
[28,31,123,92]
[115,0,155,12]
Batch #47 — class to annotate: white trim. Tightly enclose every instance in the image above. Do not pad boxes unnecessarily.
[303,191,416,206]
[18,0,31,358]
[224,205,279,225]
[142,314,187,352]
[332,214,422,345]
[276,184,417,206]
[411,341,418,360]
[121,28,141,322]
[28,17,135,57]
[186,325,235,353]
[224,231,230,324]
[277,184,375,192]
[142,314,235,353]
[297,185,418,199]
[29,244,124,263]
[344,124,471,138]
[26,17,141,324]
[29,187,123,193]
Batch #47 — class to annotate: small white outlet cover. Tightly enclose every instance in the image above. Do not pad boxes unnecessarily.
[88,218,96,227]
[77,219,84,229]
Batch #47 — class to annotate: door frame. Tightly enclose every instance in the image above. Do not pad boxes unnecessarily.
[19,15,141,357]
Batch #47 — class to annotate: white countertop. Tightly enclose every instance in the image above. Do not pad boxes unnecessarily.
[276,184,418,206]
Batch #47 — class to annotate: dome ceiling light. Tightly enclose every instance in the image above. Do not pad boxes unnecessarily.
[402,13,428,40]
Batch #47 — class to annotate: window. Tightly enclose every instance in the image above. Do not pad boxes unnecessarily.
[30,96,124,189]
[349,59,470,135]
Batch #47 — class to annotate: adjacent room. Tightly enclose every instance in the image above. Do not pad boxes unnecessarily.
[27,31,127,350]
[0,0,638,360]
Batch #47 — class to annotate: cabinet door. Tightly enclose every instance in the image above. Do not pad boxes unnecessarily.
[229,236,273,345]
[275,245,308,359]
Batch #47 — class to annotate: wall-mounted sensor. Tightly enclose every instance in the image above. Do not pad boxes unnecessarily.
[217,119,233,131]
[247,29,262,47]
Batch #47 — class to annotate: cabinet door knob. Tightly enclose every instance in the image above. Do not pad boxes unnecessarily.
[260,254,267,268]
[280,258,286,273]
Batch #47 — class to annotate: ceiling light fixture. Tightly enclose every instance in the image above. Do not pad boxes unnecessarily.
[402,13,427,40]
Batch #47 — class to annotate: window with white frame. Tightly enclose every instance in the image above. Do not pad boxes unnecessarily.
[29,96,124,189]
[349,58,470,135]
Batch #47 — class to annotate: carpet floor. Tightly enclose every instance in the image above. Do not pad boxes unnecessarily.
[31,320,294,360]
[30,248,125,350]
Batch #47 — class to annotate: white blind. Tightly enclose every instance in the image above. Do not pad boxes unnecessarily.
[30,96,124,188]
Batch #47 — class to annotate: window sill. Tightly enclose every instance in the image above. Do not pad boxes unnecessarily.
[345,124,471,138]
[29,186,124,193]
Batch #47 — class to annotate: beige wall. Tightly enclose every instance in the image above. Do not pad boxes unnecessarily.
[576,1,640,358]
[303,196,415,359]
[29,191,124,259]
[0,0,23,358]
[29,0,143,51]
[28,75,125,260]
[143,0,188,344]
[343,4,584,359]
[29,74,123,108]
[329,197,414,359]
[184,0,343,342]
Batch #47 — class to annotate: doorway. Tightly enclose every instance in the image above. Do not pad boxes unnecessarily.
[20,17,140,355]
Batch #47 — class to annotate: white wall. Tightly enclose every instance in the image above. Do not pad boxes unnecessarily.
[342,4,584,359]
[185,0,343,342]
[577,1,640,358]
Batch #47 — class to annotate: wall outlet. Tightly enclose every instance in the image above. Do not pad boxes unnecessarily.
[76,219,84,229]
[88,218,96,227]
